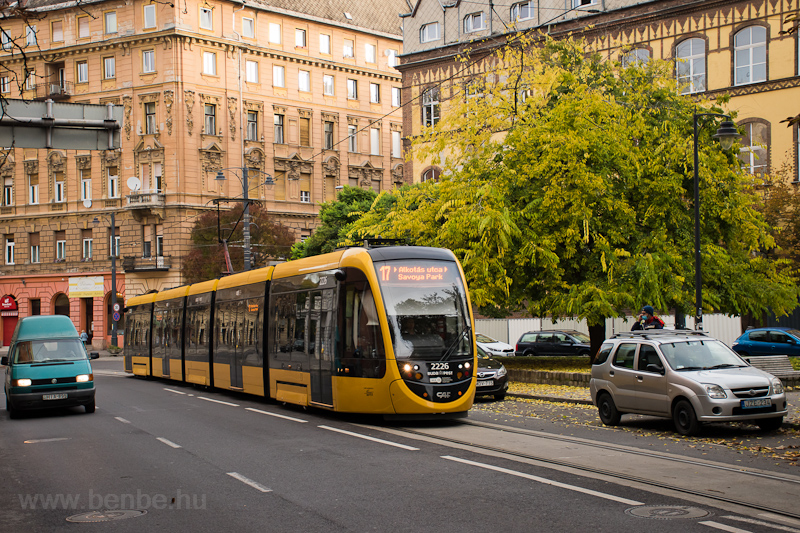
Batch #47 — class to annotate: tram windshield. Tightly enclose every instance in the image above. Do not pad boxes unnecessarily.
[375,259,472,361]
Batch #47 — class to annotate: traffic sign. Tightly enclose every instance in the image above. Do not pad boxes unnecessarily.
[113,312,121,322]
[113,302,121,313]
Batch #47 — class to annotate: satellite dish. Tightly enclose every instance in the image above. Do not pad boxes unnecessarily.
[127,176,141,192]
[82,199,92,208]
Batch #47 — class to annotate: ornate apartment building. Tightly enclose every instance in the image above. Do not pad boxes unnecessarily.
[0,0,409,346]
[398,0,800,184]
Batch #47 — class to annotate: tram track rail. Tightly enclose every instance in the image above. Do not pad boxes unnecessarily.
[381,419,800,522]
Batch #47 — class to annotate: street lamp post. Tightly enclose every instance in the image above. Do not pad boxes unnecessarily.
[692,112,740,331]
[93,213,119,348]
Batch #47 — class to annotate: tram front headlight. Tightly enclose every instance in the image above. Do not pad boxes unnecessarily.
[403,364,412,374]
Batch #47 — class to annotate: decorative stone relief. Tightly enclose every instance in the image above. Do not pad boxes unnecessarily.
[164,90,174,135]
[298,108,312,119]
[76,155,91,170]
[123,95,132,140]
[184,90,195,136]
[323,157,340,180]
[228,97,237,141]
[23,159,38,175]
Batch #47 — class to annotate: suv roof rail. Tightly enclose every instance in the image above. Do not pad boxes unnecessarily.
[610,329,711,340]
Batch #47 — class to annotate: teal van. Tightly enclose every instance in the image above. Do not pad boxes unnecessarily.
[2,315,99,418]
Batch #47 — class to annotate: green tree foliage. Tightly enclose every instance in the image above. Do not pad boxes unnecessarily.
[290,186,379,259]
[182,204,294,283]
[350,37,798,347]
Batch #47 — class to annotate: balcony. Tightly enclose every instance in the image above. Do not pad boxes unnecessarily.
[126,191,165,208]
[33,81,73,101]
[122,255,171,272]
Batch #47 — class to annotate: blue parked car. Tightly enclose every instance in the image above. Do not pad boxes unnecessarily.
[731,327,800,356]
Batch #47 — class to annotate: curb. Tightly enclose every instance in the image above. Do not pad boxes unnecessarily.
[507,392,593,406]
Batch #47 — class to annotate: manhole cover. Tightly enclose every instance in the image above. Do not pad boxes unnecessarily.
[625,505,711,520]
[66,510,147,523]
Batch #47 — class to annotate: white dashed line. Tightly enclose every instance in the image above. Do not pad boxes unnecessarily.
[157,437,182,449]
[245,407,307,423]
[198,397,239,407]
[24,438,70,444]
[227,472,272,493]
[114,417,131,424]
[318,426,419,450]
[700,521,753,533]
[724,516,800,533]
[164,388,187,395]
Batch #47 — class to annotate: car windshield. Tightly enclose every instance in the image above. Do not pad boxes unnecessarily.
[13,339,87,364]
[570,332,590,343]
[475,333,495,343]
[476,346,490,360]
[659,340,747,371]
[787,329,800,339]
[375,259,471,361]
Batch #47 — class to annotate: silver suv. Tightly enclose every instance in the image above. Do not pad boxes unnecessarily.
[590,330,787,436]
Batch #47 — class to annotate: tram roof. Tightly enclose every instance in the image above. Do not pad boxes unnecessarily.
[187,279,219,296]
[126,293,157,307]
[154,285,191,302]
[273,250,346,279]
[216,265,274,290]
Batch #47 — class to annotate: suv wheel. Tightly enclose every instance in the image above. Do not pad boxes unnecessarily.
[597,393,621,426]
[756,417,783,432]
[673,399,701,436]
[523,349,536,357]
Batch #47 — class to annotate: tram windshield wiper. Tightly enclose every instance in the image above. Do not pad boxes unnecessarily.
[440,325,471,362]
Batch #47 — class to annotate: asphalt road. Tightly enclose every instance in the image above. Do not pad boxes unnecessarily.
[2,359,799,532]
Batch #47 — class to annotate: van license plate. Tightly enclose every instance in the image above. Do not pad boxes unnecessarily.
[43,393,68,400]
[476,380,493,387]
[741,398,771,409]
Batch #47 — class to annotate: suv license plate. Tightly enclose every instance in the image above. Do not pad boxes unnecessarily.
[476,380,493,387]
[43,393,68,400]
[741,398,771,409]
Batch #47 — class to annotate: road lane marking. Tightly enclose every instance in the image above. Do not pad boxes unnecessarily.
[442,455,643,506]
[164,388,187,395]
[157,437,182,449]
[114,417,131,424]
[700,521,752,533]
[198,396,239,407]
[24,438,70,444]
[245,407,307,423]
[319,426,419,450]
[758,514,800,528]
[725,516,800,533]
[227,472,272,493]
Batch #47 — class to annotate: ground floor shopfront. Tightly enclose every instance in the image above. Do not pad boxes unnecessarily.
[0,272,125,349]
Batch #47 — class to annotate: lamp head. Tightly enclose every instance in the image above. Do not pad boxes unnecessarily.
[713,120,741,150]
[215,170,227,182]
[92,217,100,226]
[263,174,275,186]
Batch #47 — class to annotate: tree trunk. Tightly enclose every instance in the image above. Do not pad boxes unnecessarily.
[588,323,606,365]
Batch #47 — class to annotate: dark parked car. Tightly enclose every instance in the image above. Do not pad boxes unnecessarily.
[475,346,508,401]
[732,327,800,357]
[515,330,591,357]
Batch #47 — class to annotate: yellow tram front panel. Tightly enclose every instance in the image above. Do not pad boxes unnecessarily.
[330,375,394,413]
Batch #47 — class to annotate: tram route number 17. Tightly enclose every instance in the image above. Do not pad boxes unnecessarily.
[379,265,448,282]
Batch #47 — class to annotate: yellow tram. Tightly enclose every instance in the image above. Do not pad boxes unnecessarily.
[124,243,477,417]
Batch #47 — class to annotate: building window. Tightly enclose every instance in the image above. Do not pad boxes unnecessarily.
[144,4,156,29]
[365,43,377,63]
[422,167,441,182]
[56,235,66,261]
[300,117,310,146]
[324,121,334,149]
[83,238,93,260]
[5,237,14,265]
[299,69,311,92]
[153,162,162,192]
[26,25,37,47]
[621,48,650,67]
[0,77,9,94]
[105,11,117,34]
[392,87,401,107]
[108,167,119,198]
[77,61,88,84]
[246,60,259,83]
[323,75,334,96]
[242,17,254,38]
[204,104,216,135]
[52,20,63,42]
[110,234,120,258]
[203,51,216,75]
[320,34,331,54]
[295,28,306,48]
[200,7,212,30]
[370,83,380,103]
[422,87,440,127]
[420,23,440,43]
[392,131,401,158]
[78,15,90,39]
[247,111,258,140]
[3,178,12,205]
[273,65,285,87]
[28,175,39,204]
[1,30,11,51]
[145,102,156,134]
[348,125,357,152]
[81,170,91,200]
[25,69,35,90]
[143,50,155,73]
[464,13,485,33]
[370,128,380,155]
[387,49,398,68]
[156,234,163,256]
[343,39,354,58]
[269,23,281,43]
[347,79,358,99]
[734,26,767,86]
[274,114,284,143]
[738,121,769,176]
[104,57,116,79]
[572,0,597,7]
[676,38,706,94]
[30,243,40,264]
[511,1,533,21]
[300,190,310,203]
[55,173,65,203]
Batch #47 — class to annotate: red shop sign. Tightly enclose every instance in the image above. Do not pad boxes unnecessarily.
[0,295,18,310]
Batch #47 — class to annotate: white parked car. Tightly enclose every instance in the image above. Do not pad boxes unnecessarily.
[476,333,515,357]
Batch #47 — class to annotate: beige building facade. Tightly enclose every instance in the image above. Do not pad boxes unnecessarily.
[0,0,409,346]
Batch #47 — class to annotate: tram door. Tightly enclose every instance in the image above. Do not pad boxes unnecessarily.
[310,289,335,405]
[229,299,245,389]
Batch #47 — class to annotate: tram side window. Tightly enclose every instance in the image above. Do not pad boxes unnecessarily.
[337,270,385,378]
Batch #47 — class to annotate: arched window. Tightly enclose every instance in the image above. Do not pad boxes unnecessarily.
[675,38,706,94]
[737,120,769,177]
[734,26,767,86]
[620,48,650,68]
[421,167,441,183]
[511,1,533,22]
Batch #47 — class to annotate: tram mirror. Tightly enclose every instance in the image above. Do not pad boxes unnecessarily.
[334,269,346,282]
